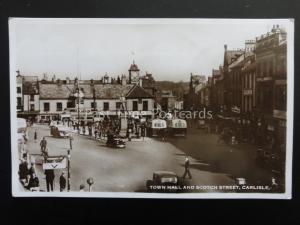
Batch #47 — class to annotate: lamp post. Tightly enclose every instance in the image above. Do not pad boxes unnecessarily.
[69,134,73,150]
[119,95,127,130]
[87,177,94,192]
[67,149,71,191]
[74,88,84,133]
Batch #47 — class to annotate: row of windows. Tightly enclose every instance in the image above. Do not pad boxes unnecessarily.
[256,58,286,77]
[42,101,149,112]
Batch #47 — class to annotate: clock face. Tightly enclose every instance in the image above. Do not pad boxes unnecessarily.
[131,71,139,82]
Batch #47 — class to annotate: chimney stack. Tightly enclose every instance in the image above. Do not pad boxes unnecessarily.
[121,74,127,86]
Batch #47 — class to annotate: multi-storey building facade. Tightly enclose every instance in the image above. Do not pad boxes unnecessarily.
[254,25,287,150]
[17,63,156,122]
[223,45,244,114]
[211,67,224,113]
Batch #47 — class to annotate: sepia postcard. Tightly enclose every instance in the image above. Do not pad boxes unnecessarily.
[9,18,294,198]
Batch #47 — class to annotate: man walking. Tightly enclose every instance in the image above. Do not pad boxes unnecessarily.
[182,156,192,179]
[40,137,47,154]
[59,171,66,192]
[45,169,55,192]
[34,129,37,143]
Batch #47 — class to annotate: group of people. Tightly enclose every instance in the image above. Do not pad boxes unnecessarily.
[19,158,40,191]
[44,169,67,192]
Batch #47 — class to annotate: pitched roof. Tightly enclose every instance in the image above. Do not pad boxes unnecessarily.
[39,83,135,99]
[129,63,139,71]
[93,84,134,99]
[39,83,75,99]
[225,50,244,66]
[126,85,154,99]
[23,81,39,95]
[228,53,245,70]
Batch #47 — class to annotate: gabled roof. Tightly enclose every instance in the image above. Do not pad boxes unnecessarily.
[228,53,245,70]
[224,50,244,67]
[126,85,154,99]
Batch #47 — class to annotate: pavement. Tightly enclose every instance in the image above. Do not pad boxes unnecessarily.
[22,124,236,193]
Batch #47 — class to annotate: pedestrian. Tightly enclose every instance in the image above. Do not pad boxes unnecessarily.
[94,129,98,139]
[59,171,66,192]
[88,126,92,136]
[217,129,225,145]
[45,169,55,192]
[28,162,36,178]
[34,129,37,143]
[18,159,29,185]
[182,156,192,179]
[141,125,145,141]
[26,173,40,191]
[271,177,279,192]
[40,137,47,153]
[79,184,85,192]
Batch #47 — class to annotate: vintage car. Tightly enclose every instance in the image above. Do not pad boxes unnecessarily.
[197,119,206,129]
[146,171,182,193]
[167,119,187,136]
[146,119,167,137]
[106,134,126,149]
[50,125,71,138]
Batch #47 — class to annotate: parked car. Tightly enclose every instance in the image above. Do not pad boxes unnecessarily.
[197,119,206,129]
[146,171,182,193]
[50,125,71,138]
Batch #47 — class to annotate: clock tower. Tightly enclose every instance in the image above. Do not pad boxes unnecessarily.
[128,61,140,85]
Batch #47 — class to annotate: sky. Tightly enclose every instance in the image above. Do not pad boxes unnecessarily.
[9,19,291,82]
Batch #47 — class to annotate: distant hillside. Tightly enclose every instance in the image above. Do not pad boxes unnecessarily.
[155,80,189,99]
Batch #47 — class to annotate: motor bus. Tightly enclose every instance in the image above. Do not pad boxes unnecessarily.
[65,108,95,125]
[146,119,167,137]
[167,118,187,136]
[92,111,105,122]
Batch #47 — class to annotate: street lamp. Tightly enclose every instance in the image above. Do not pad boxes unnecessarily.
[87,177,94,192]
[69,134,73,150]
[74,88,84,132]
[67,149,71,191]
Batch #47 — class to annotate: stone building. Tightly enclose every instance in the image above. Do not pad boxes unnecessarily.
[254,25,287,150]
[16,62,155,122]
